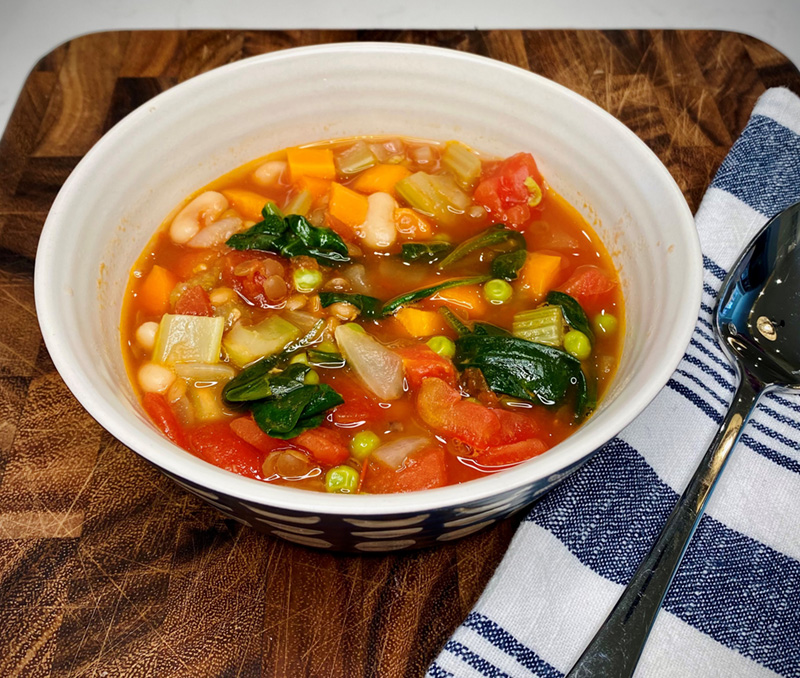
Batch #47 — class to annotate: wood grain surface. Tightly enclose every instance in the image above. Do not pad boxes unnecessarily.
[1,29,798,678]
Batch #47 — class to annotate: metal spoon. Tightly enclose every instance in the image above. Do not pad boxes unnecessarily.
[566,200,800,677]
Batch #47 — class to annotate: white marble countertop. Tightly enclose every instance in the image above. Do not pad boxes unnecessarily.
[2,0,799,136]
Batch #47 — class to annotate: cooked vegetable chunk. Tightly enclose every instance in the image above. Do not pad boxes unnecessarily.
[123,136,623,492]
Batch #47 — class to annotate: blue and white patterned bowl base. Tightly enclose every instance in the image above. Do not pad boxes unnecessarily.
[161,455,590,551]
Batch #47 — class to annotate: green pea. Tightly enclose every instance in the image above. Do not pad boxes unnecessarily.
[483,278,513,304]
[292,268,323,293]
[564,330,592,361]
[350,430,381,460]
[426,335,456,359]
[593,313,618,336]
[325,465,360,493]
[290,352,310,365]
[303,369,320,385]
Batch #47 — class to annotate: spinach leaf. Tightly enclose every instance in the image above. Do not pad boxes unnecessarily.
[222,320,324,403]
[401,242,453,263]
[437,224,526,280]
[472,322,512,337]
[251,384,344,439]
[226,210,350,265]
[381,275,491,316]
[308,349,346,368]
[546,291,594,342]
[454,333,590,417]
[320,276,491,318]
[439,306,471,337]
[318,292,384,319]
[262,202,284,218]
[491,248,527,281]
[577,370,596,418]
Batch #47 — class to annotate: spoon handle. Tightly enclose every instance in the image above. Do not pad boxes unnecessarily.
[565,373,763,678]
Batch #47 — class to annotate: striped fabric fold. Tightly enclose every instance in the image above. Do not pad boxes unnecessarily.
[427,88,800,678]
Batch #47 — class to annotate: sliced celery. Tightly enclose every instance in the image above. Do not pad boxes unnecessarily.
[284,189,312,216]
[187,382,228,422]
[442,141,482,188]
[395,172,472,227]
[153,314,225,365]
[429,174,472,210]
[335,141,377,175]
[512,306,565,347]
[222,315,301,368]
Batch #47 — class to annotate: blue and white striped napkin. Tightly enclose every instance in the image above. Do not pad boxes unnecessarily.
[428,87,800,678]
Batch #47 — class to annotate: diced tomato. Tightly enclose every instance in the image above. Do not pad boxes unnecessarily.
[187,421,264,479]
[220,250,287,309]
[174,285,214,316]
[329,376,386,426]
[416,377,501,450]
[473,152,544,230]
[558,265,617,314]
[230,415,288,455]
[362,445,448,494]
[142,392,188,448]
[292,427,350,466]
[394,345,457,390]
[476,438,548,466]
[493,408,543,445]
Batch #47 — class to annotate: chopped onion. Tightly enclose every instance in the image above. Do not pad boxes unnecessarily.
[334,324,404,400]
[343,264,370,294]
[281,310,321,332]
[371,436,430,469]
[174,362,236,382]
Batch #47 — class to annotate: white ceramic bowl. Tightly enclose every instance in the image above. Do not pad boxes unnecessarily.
[35,43,701,551]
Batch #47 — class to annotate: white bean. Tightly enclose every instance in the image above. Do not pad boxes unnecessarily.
[170,191,228,244]
[138,362,176,394]
[135,321,159,351]
[186,216,243,249]
[358,192,397,249]
[209,287,236,304]
[253,160,287,187]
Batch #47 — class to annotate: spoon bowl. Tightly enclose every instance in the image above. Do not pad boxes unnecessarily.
[717,203,800,389]
[567,200,800,677]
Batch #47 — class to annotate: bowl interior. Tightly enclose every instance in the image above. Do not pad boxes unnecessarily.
[35,43,700,514]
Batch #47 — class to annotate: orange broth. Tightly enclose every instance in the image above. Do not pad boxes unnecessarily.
[122,136,623,494]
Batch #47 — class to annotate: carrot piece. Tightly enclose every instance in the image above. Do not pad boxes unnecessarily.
[328,182,369,227]
[221,189,273,221]
[138,265,178,316]
[394,307,448,338]
[520,252,562,300]
[298,175,333,201]
[287,147,336,180]
[394,207,434,240]
[351,164,411,195]
[430,285,487,318]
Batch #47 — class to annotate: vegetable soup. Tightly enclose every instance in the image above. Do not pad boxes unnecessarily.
[122,137,623,494]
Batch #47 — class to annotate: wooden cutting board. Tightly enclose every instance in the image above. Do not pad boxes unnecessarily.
[1,30,798,678]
